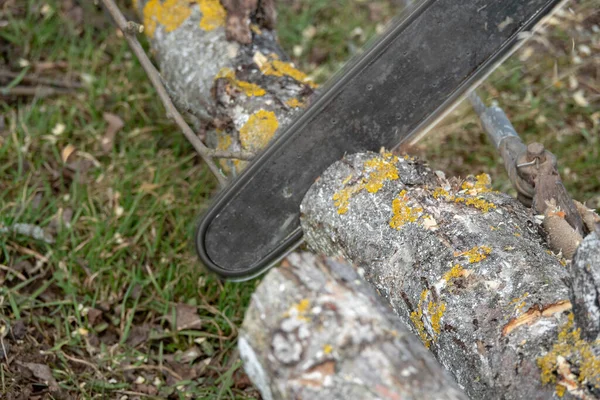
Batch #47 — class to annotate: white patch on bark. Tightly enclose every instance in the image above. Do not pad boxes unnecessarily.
[238,336,273,400]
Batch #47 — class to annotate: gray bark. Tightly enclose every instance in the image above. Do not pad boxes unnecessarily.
[299,152,600,399]
[570,232,600,341]
[239,251,468,400]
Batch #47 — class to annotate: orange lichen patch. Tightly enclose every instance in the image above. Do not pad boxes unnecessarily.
[443,264,465,284]
[455,245,492,263]
[433,178,496,213]
[239,110,279,151]
[537,313,600,389]
[389,190,423,229]
[260,56,318,88]
[363,153,399,193]
[333,153,399,215]
[428,300,446,338]
[453,196,497,212]
[198,0,226,31]
[502,300,572,337]
[286,97,305,108]
[462,173,493,194]
[215,67,266,97]
[143,0,192,38]
[432,187,449,199]
[283,298,311,321]
[410,289,445,349]
[333,184,362,215]
[410,290,430,347]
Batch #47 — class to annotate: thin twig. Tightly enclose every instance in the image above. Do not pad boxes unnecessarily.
[0,70,83,89]
[121,364,184,381]
[100,0,227,187]
[207,148,256,160]
[0,85,74,97]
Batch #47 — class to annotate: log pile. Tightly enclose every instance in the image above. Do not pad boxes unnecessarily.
[130,2,600,398]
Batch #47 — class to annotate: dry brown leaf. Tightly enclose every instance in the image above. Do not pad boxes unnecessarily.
[87,308,103,325]
[125,324,150,348]
[175,304,202,331]
[138,182,161,192]
[20,362,59,390]
[61,144,76,163]
[101,112,124,153]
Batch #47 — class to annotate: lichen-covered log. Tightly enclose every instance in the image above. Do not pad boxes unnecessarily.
[299,152,600,399]
[570,232,600,341]
[132,0,316,174]
[239,251,468,400]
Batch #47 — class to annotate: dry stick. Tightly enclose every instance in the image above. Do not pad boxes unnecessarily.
[0,85,74,97]
[0,70,83,89]
[100,0,230,186]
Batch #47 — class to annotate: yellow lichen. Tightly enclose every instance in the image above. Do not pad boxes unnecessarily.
[389,190,423,229]
[410,289,445,349]
[410,290,431,348]
[443,264,464,284]
[286,97,305,108]
[363,154,399,193]
[462,173,493,193]
[428,300,446,337]
[215,67,266,97]
[432,187,449,199]
[333,184,362,215]
[250,24,262,35]
[537,313,600,389]
[458,245,492,263]
[143,0,192,38]
[433,178,496,213]
[454,196,497,213]
[260,56,318,88]
[198,0,226,31]
[239,110,279,151]
[332,153,399,215]
[555,384,566,397]
[283,298,311,321]
[323,344,333,354]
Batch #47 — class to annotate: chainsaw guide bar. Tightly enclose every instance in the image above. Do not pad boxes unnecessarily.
[196,0,562,280]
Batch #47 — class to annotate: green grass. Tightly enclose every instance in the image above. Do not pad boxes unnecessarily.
[0,0,598,398]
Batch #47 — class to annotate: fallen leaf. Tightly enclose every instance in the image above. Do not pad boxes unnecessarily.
[51,122,65,136]
[174,304,202,331]
[101,112,124,153]
[61,144,76,163]
[20,362,59,391]
[572,90,589,107]
[87,308,103,325]
[138,182,161,192]
[126,324,150,348]
[179,346,202,363]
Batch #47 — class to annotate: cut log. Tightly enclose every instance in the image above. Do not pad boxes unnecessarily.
[133,0,316,174]
[570,232,600,341]
[239,251,468,400]
[299,152,600,399]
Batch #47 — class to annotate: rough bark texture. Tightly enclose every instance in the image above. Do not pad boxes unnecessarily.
[570,232,600,341]
[134,0,316,175]
[299,152,600,399]
[239,251,468,400]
